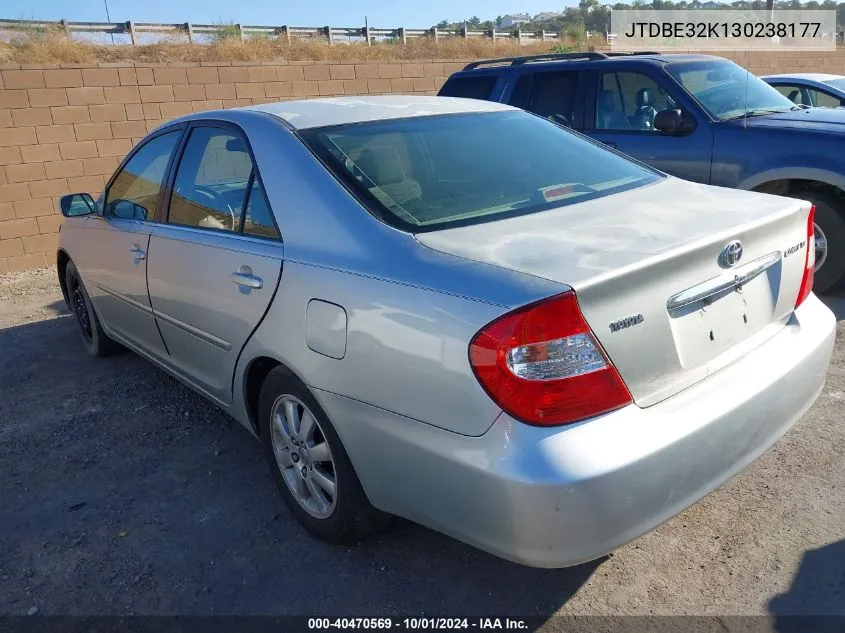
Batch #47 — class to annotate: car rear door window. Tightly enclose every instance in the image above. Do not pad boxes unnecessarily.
[104,130,182,221]
[438,75,497,100]
[508,71,579,128]
[597,71,674,132]
[167,126,280,239]
[169,127,254,233]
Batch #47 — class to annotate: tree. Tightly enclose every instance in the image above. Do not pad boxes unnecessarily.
[468,16,481,26]
[436,19,449,29]
[585,5,611,32]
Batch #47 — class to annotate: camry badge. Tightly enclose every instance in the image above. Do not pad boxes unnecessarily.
[609,314,644,332]
[719,240,743,268]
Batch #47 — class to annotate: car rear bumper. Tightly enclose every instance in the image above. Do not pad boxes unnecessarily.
[317,294,836,568]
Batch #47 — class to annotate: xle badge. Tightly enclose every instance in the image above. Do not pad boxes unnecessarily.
[609,314,644,333]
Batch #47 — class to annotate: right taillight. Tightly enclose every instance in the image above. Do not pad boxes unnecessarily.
[795,205,816,308]
[468,291,632,427]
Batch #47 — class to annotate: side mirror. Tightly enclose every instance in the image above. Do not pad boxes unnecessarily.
[110,199,148,221]
[60,193,96,218]
[654,108,697,135]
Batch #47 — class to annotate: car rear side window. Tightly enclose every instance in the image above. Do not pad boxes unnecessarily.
[508,71,579,128]
[169,128,253,233]
[301,110,661,233]
[438,75,497,100]
[242,178,277,239]
[104,130,182,221]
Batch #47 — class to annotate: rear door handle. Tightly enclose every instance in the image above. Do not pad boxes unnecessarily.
[232,268,263,290]
[130,245,146,261]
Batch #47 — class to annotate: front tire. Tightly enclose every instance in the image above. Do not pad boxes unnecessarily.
[258,366,390,543]
[64,261,123,357]
[796,192,845,293]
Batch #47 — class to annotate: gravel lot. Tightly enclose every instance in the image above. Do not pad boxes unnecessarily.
[0,267,843,618]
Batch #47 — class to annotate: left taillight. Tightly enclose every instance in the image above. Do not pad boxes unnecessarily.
[795,205,816,308]
[468,291,633,427]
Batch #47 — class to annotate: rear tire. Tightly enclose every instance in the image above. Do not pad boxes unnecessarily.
[65,261,123,357]
[258,366,390,544]
[795,191,845,294]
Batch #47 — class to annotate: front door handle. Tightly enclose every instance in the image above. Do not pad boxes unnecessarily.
[130,245,146,261]
[601,140,618,149]
[232,267,263,290]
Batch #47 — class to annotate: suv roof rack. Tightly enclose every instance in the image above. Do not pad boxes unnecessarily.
[462,51,662,71]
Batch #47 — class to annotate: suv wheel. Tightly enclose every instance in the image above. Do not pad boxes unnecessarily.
[796,192,845,294]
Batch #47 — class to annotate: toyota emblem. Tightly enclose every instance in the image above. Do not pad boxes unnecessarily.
[719,240,743,268]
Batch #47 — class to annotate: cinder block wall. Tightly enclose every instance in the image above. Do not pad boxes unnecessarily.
[1,50,845,273]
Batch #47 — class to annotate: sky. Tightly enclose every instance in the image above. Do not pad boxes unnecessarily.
[8,0,571,28]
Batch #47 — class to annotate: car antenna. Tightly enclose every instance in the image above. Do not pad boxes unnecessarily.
[743,67,749,130]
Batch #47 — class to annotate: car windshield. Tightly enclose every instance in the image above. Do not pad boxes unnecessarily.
[299,111,661,232]
[823,77,845,92]
[665,60,797,121]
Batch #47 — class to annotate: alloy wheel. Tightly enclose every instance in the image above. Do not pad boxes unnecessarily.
[269,395,338,519]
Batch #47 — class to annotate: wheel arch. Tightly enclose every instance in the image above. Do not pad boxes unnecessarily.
[242,355,314,436]
[56,249,71,309]
[739,168,845,199]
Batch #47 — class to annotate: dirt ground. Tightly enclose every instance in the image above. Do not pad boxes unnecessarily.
[0,267,843,618]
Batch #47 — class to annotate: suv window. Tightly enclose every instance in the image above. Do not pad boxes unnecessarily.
[104,130,182,221]
[438,75,497,100]
[508,71,579,127]
[597,71,673,132]
[169,128,254,233]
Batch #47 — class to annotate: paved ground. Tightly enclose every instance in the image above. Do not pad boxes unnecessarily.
[0,268,843,618]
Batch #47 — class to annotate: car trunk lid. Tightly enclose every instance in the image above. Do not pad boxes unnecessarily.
[415,177,812,407]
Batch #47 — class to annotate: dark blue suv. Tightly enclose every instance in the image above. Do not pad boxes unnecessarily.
[438,51,845,292]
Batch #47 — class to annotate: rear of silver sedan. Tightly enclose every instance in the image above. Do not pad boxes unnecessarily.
[295,102,836,567]
[321,292,834,568]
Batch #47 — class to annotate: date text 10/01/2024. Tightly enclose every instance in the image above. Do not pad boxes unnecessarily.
[307,618,529,630]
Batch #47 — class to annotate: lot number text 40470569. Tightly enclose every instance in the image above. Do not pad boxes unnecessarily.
[307,618,528,630]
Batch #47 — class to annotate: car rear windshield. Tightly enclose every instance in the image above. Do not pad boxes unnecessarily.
[437,75,498,100]
[299,111,661,232]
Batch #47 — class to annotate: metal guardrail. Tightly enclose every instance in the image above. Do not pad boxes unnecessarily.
[0,18,603,46]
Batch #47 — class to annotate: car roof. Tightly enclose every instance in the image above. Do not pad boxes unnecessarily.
[455,52,723,74]
[760,73,844,82]
[241,95,514,130]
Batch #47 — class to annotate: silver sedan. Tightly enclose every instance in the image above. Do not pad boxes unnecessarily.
[56,96,836,568]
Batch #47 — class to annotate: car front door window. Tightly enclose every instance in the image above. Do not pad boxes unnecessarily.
[773,84,842,108]
[597,72,674,132]
[104,130,182,221]
[808,88,842,108]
